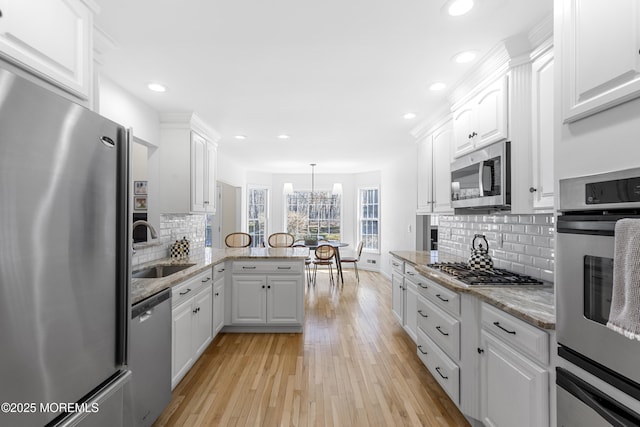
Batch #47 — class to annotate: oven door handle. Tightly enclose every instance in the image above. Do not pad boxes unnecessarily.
[557,367,640,426]
[557,220,617,236]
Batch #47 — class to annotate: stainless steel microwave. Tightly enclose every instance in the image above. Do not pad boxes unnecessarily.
[450,141,510,210]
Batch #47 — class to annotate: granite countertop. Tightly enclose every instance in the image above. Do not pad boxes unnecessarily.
[390,251,555,330]
[131,247,309,305]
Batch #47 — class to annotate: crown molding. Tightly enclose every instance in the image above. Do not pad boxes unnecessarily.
[160,112,222,143]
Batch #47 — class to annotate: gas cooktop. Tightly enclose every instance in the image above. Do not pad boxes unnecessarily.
[427,262,544,286]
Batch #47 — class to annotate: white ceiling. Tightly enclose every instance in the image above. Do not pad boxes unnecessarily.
[93,0,553,174]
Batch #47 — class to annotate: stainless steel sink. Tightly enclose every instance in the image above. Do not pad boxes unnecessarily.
[132,264,196,279]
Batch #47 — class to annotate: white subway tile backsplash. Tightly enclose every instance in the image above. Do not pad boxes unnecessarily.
[437,213,555,282]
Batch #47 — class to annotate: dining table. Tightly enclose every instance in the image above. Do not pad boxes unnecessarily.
[306,241,349,284]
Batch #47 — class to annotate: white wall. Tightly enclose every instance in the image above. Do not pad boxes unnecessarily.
[98,75,162,228]
[380,148,418,278]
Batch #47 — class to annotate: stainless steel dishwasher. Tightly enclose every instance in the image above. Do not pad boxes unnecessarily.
[129,288,172,427]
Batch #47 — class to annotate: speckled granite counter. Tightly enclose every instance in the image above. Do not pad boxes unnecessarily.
[131,247,309,305]
[390,250,555,330]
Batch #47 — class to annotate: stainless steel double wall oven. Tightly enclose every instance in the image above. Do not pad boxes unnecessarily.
[557,168,640,425]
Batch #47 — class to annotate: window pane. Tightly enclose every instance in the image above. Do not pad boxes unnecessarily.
[285,190,341,241]
[359,188,379,251]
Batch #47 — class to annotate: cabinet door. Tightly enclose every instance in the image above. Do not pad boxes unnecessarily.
[432,122,453,213]
[192,284,213,358]
[480,331,549,427]
[213,278,225,335]
[562,0,640,122]
[266,276,301,325]
[531,52,555,210]
[205,141,217,213]
[0,0,92,98]
[474,76,508,149]
[191,132,207,212]
[171,301,194,389]
[231,275,267,324]
[452,102,476,157]
[391,273,404,324]
[416,137,433,213]
[404,280,418,343]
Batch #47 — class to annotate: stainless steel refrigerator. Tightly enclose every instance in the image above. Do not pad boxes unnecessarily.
[0,66,131,426]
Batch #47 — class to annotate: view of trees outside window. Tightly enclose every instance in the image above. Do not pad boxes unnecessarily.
[286,191,341,241]
[248,187,268,247]
[360,188,379,251]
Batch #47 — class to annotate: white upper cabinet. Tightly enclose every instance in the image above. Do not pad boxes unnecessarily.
[561,0,640,122]
[159,113,220,214]
[415,118,453,214]
[0,0,95,99]
[452,75,508,158]
[531,48,555,210]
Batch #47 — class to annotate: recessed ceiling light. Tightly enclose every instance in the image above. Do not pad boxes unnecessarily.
[403,112,417,120]
[453,51,477,64]
[234,135,247,140]
[278,134,291,140]
[147,83,166,93]
[447,0,474,16]
[429,82,447,91]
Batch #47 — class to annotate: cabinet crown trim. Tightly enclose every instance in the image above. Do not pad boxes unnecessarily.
[160,112,221,143]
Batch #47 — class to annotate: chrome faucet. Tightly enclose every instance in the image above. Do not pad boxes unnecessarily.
[132,220,158,239]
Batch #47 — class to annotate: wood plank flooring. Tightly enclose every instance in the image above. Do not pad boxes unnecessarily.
[154,269,470,426]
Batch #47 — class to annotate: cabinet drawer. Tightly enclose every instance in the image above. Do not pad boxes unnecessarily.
[391,257,404,275]
[481,303,549,365]
[212,262,226,281]
[414,275,460,317]
[232,261,302,274]
[417,297,460,361]
[417,328,460,405]
[172,270,212,307]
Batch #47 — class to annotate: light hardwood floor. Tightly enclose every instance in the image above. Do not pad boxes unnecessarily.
[154,269,470,426]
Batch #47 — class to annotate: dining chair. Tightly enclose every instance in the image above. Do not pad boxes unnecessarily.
[224,232,252,248]
[268,232,295,248]
[292,241,312,285]
[340,241,364,283]
[312,244,335,286]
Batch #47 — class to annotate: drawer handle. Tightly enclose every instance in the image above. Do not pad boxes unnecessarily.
[243,266,256,269]
[179,288,192,296]
[418,283,428,289]
[407,271,415,276]
[217,268,225,273]
[435,367,448,380]
[418,310,428,318]
[193,307,200,314]
[214,292,219,296]
[436,294,449,302]
[493,321,516,335]
[277,266,292,270]
[202,277,211,282]
[417,345,428,355]
[436,326,449,336]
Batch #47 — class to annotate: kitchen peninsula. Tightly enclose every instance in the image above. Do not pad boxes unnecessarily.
[131,246,309,332]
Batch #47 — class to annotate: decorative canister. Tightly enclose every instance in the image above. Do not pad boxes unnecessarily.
[170,240,184,259]
[468,234,493,270]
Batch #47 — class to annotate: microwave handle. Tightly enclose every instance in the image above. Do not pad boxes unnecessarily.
[478,161,485,196]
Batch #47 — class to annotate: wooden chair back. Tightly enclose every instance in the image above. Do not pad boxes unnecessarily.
[268,232,295,248]
[225,232,252,248]
[314,244,335,261]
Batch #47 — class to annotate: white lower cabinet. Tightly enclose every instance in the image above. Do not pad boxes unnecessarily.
[391,269,405,324]
[417,328,460,404]
[171,270,214,389]
[404,280,418,342]
[229,261,304,329]
[479,303,550,427]
[213,277,225,335]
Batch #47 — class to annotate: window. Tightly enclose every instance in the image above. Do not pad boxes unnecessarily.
[359,188,379,251]
[286,191,341,241]
[247,187,268,247]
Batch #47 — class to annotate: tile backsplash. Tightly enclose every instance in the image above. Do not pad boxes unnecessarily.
[132,213,207,266]
[437,213,554,283]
